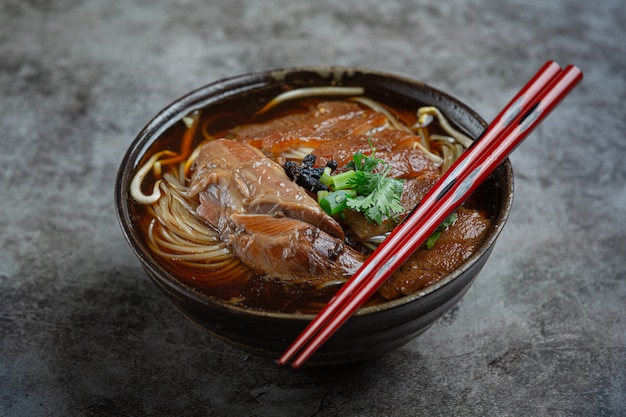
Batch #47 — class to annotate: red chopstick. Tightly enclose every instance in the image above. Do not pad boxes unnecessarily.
[277,61,562,366]
[278,62,583,368]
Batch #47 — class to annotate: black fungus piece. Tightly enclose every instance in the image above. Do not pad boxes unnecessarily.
[302,154,317,168]
[283,161,300,180]
[283,155,338,193]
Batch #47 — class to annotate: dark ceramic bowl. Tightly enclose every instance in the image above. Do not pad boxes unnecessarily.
[115,67,514,367]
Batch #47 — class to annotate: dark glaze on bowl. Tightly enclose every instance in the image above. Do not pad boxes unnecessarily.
[115,67,514,366]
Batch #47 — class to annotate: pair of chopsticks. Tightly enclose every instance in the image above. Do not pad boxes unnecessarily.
[278,61,583,369]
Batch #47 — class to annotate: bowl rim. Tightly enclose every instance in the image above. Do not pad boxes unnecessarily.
[115,65,514,321]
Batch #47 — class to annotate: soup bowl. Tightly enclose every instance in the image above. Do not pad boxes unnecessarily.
[115,67,514,367]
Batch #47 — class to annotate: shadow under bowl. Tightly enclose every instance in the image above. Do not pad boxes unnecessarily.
[115,67,514,367]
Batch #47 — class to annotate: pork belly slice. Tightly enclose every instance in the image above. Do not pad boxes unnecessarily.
[229,101,388,156]
[189,138,343,240]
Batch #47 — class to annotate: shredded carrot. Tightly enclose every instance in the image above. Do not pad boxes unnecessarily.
[158,112,200,166]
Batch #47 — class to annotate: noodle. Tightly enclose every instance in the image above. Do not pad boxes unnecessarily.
[142,160,251,288]
[255,86,365,116]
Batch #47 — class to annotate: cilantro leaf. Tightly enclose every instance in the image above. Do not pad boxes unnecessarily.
[313,142,405,225]
[344,147,405,225]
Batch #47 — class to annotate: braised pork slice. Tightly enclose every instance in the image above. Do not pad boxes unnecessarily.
[229,101,388,156]
[229,214,363,282]
[378,206,492,300]
[188,139,365,281]
[312,128,440,180]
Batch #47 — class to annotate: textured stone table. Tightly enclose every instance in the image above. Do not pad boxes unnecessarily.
[1,0,624,415]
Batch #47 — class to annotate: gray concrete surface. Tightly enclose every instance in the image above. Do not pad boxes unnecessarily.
[1,0,624,415]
